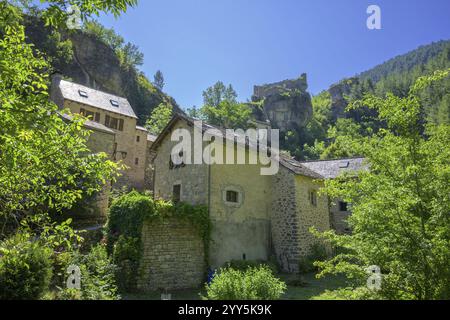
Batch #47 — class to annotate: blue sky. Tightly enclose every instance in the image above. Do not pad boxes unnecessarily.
[97,0,450,109]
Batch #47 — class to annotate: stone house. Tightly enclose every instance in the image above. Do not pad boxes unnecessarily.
[51,76,155,191]
[301,158,366,234]
[149,113,333,273]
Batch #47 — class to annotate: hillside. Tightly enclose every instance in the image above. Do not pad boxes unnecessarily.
[284,40,450,161]
[23,15,179,125]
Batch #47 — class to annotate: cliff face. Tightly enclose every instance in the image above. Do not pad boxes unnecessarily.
[24,17,179,125]
[328,77,359,121]
[251,74,313,132]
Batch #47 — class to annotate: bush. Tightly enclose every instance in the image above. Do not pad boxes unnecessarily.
[112,235,141,292]
[226,259,278,274]
[311,287,383,300]
[58,244,120,300]
[106,191,155,253]
[298,242,328,274]
[0,234,53,300]
[204,266,286,300]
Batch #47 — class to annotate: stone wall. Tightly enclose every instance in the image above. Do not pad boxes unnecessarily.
[295,175,331,256]
[270,166,300,272]
[138,219,205,291]
[329,198,352,234]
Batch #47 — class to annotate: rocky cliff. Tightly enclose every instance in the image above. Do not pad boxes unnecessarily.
[250,74,313,132]
[23,16,179,125]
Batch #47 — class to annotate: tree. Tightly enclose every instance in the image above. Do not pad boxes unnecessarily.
[202,81,237,108]
[200,100,252,129]
[153,70,164,91]
[0,1,130,229]
[145,103,173,135]
[314,69,450,300]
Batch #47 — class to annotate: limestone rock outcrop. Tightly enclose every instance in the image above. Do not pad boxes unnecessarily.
[250,74,313,132]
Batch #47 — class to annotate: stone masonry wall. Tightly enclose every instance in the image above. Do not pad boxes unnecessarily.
[271,166,301,273]
[295,176,331,256]
[138,219,205,292]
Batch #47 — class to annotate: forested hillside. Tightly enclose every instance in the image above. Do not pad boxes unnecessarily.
[287,40,450,160]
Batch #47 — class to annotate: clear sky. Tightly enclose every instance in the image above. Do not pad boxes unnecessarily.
[97,0,450,109]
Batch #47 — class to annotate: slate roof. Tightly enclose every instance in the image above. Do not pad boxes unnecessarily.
[57,80,137,119]
[300,157,367,179]
[150,113,322,179]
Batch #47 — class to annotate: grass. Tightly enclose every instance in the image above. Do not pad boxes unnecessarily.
[122,272,348,300]
[281,272,349,300]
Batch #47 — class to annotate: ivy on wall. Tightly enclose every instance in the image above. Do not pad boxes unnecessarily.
[105,191,210,291]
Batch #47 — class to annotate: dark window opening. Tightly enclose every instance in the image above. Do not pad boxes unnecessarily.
[173,184,181,203]
[105,115,123,131]
[310,190,317,207]
[136,135,140,143]
[339,201,348,212]
[226,190,239,203]
[135,158,139,165]
[110,99,119,107]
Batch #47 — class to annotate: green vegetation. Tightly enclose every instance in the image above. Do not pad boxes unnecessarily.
[0,0,134,301]
[198,81,253,129]
[145,102,173,135]
[314,70,450,300]
[285,40,450,161]
[106,191,211,291]
[0,234,53,300]
[204,266,287,300]
[153,70,165,90]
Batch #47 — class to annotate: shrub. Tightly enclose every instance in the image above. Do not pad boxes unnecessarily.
[226,259,278,274]
[59,245,120,300]
[204,266,286,300]
[112,235,141,292]
[298,242,328,274]
[0,234,53,300]
[311,287,383,300]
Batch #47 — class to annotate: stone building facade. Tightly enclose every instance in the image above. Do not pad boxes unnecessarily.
[150,114,336,276]
[301,157,366,234]
[51,76,154,190]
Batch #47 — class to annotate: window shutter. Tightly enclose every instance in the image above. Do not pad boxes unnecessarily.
[119,119,124,131]
[95,113,100,122]
[105,115,110,127]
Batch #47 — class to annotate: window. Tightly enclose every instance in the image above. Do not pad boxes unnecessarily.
[310,190,318,207]
[110,100,119,107]
[173,184,181,203]
[78,90,88,98]
[136,135,140,143]
[226,190,239,203]
[135,158,139,165]
[169,152,185,170]
[105,115,124,131]
[95,112,101,122]
[339,201,348,212]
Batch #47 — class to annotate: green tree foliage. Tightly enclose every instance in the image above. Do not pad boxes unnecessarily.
[200,100,252,129]
[0,4,120,228]
[145,102,173,135]
[153,70,164,90]
[84,20,144,70]
[202,81,237,107]
[314,70,450,300]
[204,266,287,300]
